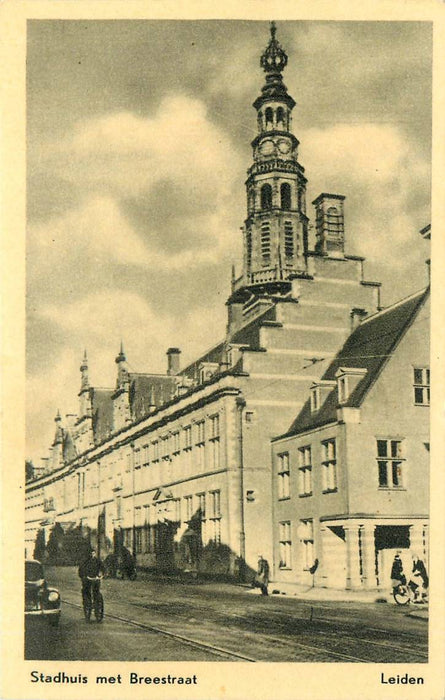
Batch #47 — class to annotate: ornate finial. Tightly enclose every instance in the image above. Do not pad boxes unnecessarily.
[270,20,276,40]
[116,340,126,364]
[80,349,88,371]
[260,20,288,75]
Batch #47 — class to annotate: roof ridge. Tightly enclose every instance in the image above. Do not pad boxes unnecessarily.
[360,287,428,326]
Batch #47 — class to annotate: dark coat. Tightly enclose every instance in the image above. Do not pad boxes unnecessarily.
[390,556,406,584]
[412,558,428,587]
[78,556,104,580]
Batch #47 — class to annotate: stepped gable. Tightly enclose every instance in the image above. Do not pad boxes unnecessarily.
[180,302,278,381]
[128,373,177,420]
[90,388,114,443]
[282,287,429,437]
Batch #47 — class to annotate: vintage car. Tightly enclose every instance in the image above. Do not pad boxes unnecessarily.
[25,559,61,626]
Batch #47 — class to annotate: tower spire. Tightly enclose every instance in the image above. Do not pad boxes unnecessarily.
[234,21,308,299]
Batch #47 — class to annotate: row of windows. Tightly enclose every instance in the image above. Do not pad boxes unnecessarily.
[134,415,220,467]
[278,439,337,499]
[259,220,296,265]
[260,183,292,211]
[278,519,314,570]
[124,490,222,553]
[278,438,414,497]
[258,106,289,131]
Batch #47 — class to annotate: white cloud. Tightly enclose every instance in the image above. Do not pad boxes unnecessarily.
[301,123,430,266]
[43,96,241,202]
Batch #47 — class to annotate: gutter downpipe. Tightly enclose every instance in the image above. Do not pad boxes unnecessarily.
[236,396,246,582]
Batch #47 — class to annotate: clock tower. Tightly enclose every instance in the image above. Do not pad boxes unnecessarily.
[240,22,308,293]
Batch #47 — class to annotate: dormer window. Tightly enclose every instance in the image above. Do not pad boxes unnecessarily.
[335,367,367,404]
[310,387,320,412]
[310,380,336,413]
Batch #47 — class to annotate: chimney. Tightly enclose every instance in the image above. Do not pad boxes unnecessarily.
[312,193,345,258]
[167,348,181,376]
[350,307,367,332]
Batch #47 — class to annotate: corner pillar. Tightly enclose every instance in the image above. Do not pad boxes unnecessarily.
[360,524,377,589]
[344,523,361,590]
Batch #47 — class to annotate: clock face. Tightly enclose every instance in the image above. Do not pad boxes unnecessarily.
[277,139,291,154]
[260,139,274,156]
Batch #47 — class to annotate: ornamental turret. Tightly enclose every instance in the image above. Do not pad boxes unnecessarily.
[112,342,131,430]
[78,349,92,420]
[241,22,309,290]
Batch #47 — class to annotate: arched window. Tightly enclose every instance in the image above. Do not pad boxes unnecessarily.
[265,107,273,130]
[281,183,291,210]
[276,107,285,129]
[261,184,272,210]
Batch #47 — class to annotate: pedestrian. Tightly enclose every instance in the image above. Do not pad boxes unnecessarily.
[390,551,406,587]
[409,553,428,602]
[255,555,270,596]
[78,548,105,613]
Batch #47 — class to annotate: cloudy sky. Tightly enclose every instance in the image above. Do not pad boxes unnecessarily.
[26,20,432,461]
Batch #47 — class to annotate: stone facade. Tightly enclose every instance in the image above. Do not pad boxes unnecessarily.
[25,25,427,589]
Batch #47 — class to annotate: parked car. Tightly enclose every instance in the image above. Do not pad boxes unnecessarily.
[25,559,61,626]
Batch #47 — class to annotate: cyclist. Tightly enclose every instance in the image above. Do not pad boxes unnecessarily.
[78,548,104,618]
[390,552,406,589]
[408,553,428,603]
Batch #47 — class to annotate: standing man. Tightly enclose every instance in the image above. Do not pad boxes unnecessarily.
[78,548,105,617]
[255,555,270,596]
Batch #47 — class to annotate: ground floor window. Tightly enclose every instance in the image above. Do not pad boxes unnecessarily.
[279,521,292,569]
[299,519,314,570]
[135,527,143,554]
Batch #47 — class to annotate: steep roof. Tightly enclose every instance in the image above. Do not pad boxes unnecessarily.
[128,374,178,421]
[91,388,114,444]
[279,287,429,438]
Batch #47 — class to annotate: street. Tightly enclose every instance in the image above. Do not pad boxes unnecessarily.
[25,567,428,663]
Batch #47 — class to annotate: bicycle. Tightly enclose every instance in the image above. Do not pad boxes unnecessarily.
[392,580,428,606]
[82,575,104,622]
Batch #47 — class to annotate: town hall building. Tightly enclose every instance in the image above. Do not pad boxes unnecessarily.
[25,24,429,589]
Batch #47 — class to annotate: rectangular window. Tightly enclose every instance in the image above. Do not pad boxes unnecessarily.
[261,222,271,265]
[134,448,141,469]
[279,521,292,569]
[284,221,294,258]
[246,230,252,270]
[135,527,143,554]
[209,489,221,518]
[298,445,312,496]
[172,431,180,454]
[376,439,404,488]
[195,420,205,445]
[197,492,206,543]
[413,367,430,405]
[277,452,290,499]
[184,495,193,522]
[183,425,192,450]
[152,440,160,463]
[209,415,220,470]
[142,445,149,467]
[161,435,170,461]
[321,439,337,493]
[300,519,314,570]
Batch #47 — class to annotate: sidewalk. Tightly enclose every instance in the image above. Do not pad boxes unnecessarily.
[243,580,429,618]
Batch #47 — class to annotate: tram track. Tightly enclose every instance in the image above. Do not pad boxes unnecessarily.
[63,600,257,662]
[63,597,426,663]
